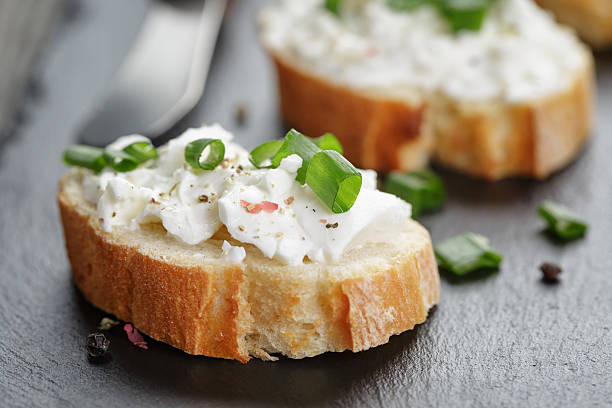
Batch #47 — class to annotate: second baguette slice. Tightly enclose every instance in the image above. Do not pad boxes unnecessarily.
[270,50,593,181]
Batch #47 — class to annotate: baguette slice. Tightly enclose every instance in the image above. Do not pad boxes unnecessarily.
[268,50,594,181]
[536,0,612,48]
[58,169,439,362]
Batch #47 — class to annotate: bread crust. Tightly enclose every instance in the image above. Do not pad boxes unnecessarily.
[272,55,432,173]
[269,51,594,180]
[536,0,612,48]
[58,173,439,362]
[59,190,251,362]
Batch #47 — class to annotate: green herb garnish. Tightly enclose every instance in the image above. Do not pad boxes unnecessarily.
[435,233,502,275]
[249,140,283,168]
[325,0,341,15]
[123,141,159,163]
[436,0,493,32]
[63,145,107,173]
[305,150,362,214]
[102,149,140,172]
[312,133,343,155]
[250,129,361,213]
[330,0,497,32]
[184,138,226,170]
[538,201,587,241]
[97,317,120,331]
[270,129,323,184]
[63,140,158,173]
[383,170,445,217]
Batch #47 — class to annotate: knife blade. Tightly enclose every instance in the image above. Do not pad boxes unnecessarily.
[78,0,227,147]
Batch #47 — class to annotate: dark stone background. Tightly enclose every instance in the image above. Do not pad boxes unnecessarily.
[1,1,610,406]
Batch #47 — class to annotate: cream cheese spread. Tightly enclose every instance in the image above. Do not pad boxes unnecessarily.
[259,0,587,102]
[81,125,412,265]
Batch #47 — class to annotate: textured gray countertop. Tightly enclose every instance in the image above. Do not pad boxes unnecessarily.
[0,1,611,407]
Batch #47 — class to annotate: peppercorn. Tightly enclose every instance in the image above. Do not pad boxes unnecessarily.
[86,332,110,358]
[540,262,562,282]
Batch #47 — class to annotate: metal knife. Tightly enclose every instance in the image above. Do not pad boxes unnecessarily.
[79,0,228,147]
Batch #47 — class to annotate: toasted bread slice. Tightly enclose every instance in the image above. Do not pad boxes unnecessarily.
[536,0,612,48]
[267,49,594,181]
[260,0,595,181]
[58,169,439,362]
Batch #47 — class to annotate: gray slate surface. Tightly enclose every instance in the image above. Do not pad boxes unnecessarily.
[0,0,67,138]
[0,0,611,407]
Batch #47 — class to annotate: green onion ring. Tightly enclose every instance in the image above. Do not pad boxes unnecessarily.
[184,138,225,170]
[102,149,140,172]
[123,141,158,163]
[325,0,341,15]
[436,0,493,32]
[538,201,587,241]
[249,140,282,168]
[271,129,320,184]
[312,133,343,155]
[63,145,107,173]
[435,233,502,276]
[305,150,362,214]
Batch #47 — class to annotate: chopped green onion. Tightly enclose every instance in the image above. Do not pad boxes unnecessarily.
[103,149,140,172]
[184,138,225,170]
[436,0,493,32]
[305,150,362,214]
[271,129,321,184]
[385,0,496,32]
[325,0,341,15]
[249,129,361,213]
[249,140,282,168]
[383,170,445,217]
[538,201,587,241]
[312,133,343,155]
[123,141,158,163]
[63,145,107,173]
[435,233,502,276]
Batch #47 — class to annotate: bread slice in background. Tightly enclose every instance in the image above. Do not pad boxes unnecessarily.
[536,0,612,49]
[58,169,439,362]
[260,0,596,181]
[270,52,593,181]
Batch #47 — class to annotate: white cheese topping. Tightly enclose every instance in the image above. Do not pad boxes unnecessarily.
[221,240,247,263]
[82,125,411,265]
[259,0,587,102]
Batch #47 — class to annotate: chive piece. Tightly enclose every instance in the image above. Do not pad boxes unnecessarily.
[184,138,226,170]
[63,145,107,173]
[436,0,492,32]
[538,201,587,241]
[249,140,282,168]
[435,233,502,275]
[325,0,341,15]
[271,129,321,184]
[123,141,158,163]
[383,170,445,217]
[102,150,140,172]
[251,129,362,213]
[305,150,362,214]
[312,133,343,155]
